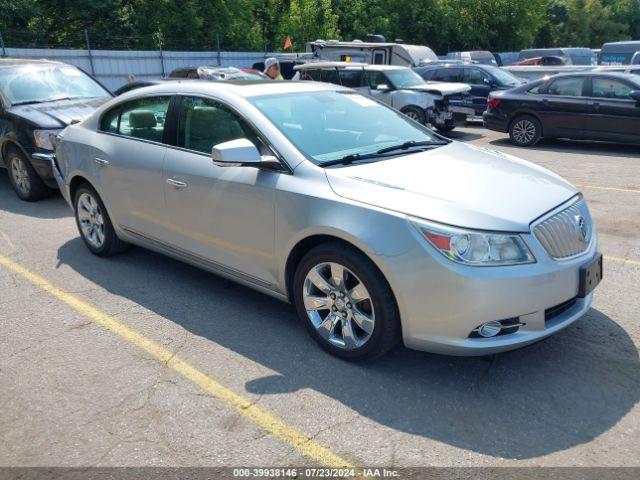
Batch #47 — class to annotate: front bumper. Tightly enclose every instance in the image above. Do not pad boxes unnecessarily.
[40,152,72,206]
[31,151,58,188]
[375,222,600,356]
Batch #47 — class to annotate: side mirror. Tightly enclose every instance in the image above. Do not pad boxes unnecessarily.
[212,138,282,169]
[212,138,262,167]
[376,83,391,92]
[483,78,497,87]
[629,90,640,103]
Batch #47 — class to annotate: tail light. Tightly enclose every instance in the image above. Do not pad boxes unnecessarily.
[487,98,501,109]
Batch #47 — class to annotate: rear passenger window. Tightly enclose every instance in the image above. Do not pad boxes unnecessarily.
[592,78,632,99]
[338,70,363,88]
[99,96,171,143]
[463,68,488,84]
[320,69,341,85]
[177,96,264,155]
[547,77,584,96]
[431,68,462,82]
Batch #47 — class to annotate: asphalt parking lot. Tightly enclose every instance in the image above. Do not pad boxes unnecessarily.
[1,125,639,469]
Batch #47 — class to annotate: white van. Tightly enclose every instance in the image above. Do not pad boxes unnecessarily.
[305,40,438,67]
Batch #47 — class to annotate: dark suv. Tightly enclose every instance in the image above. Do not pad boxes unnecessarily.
[414,63,524,117]
[0,59,111,201]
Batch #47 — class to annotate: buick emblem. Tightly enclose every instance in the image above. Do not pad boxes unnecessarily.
[575,215,587,241]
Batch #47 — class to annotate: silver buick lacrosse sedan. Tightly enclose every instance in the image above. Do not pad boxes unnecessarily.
[51,80,602,360]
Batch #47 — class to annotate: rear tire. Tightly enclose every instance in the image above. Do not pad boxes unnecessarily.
[293,242,401,361]
[5,147,50,201]
[509,115,541,147]
[400,106,427,125]
[73,184,129,257]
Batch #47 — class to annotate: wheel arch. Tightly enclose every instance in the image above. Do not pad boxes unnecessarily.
[284,234,394,305]
[1,139,30,166]
[69,174,93,203]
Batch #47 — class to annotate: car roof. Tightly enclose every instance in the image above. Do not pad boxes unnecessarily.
[550,71,639,79]
[119,80,348,99]
[417,63,488,69]
[294,62,404,71]
[0,58,68,68]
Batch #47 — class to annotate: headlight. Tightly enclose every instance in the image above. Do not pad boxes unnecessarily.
[412,219,535,266]
[33,129,62,150]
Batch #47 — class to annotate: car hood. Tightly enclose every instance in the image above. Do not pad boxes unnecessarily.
[324,142,577,232]
[407,82,471,96]
[8,97,111,128]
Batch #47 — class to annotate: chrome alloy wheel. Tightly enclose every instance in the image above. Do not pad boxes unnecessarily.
[512,119,536,144]
[76,192,105,249]
[303,262,375,350]
[10,156,30,196]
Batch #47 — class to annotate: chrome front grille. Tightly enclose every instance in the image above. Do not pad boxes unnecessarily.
[534,198,593,259]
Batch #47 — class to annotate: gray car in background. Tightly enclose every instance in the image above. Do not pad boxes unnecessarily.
[294,62,474,131]
[52,81,602,360]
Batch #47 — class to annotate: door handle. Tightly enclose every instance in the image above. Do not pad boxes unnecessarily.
[166,178,187,189]
[592,102,601,109]
[94,157,110,166]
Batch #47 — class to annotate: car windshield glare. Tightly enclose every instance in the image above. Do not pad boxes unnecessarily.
[0,65,109,104]
[250,91,442,164]
[385,69,426,89]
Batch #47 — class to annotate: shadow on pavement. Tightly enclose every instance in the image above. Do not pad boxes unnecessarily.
[0,172,70,219]
[57,239,640,460]
[439,128,484,142]
[489,137,640,159]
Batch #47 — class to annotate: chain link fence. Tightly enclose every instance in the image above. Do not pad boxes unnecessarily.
[0,28,280,91]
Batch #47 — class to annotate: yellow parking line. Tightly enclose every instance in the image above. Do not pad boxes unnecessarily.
[604,255,640,267]
[576,184,640,194]
[0,254,353,469]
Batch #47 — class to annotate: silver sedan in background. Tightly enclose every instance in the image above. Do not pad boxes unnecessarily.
[52,81,602,360]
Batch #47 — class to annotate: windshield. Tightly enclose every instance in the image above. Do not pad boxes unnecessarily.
[385,69,426,89]
[0,65,109,105]
[571,54,597,65]
[251,91,443,164]
[485,66,523,86]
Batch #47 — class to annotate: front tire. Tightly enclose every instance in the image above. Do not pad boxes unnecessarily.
[293,242,401,361]
[73,184,129,257]
[400,106,427,125]
[6,148,50,201]
[509,115,541,147]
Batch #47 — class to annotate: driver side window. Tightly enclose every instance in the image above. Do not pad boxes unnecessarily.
[365,71,388,89]
[176,96,267,155]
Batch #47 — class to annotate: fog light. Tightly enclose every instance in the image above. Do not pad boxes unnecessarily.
[477,321,502,338]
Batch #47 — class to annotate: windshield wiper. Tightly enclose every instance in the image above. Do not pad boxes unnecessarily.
[11,96,80,106]
[376,140,448,154]
[318,152,386,167]
[318,140,448,168]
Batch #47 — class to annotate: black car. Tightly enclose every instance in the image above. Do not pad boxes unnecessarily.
[113,80,162,96]
[414,63,524,117]
[0,59,112,201]
[483,72,640,147]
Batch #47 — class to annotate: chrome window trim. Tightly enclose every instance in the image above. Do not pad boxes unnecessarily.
[96,92,293,174]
